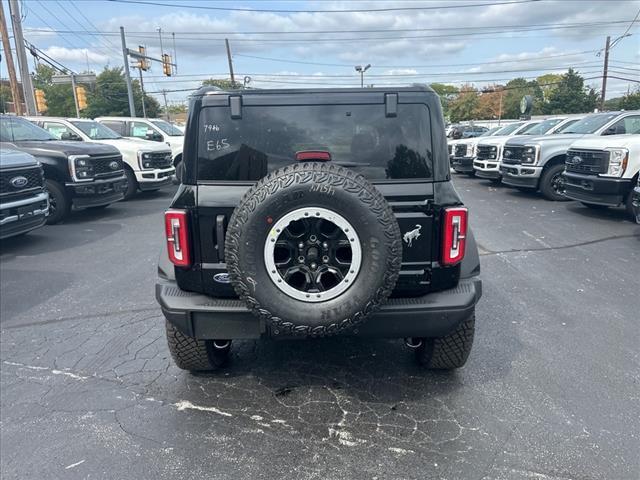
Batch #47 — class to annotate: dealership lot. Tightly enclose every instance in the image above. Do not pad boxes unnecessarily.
[1,177,638,479]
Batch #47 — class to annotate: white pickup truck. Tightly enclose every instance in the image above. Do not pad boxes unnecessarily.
[95,117,184,180]
[562,133,640,218]
[28,117,175,199]
[474,116,583,181]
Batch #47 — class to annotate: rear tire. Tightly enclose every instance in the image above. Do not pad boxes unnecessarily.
[123,168,138,200]
[45,179,70,224]
[625,190,635,219]
[415,315,475,370]
[466,171,476,178]
[540,164,569,201]
[165,321,230,371]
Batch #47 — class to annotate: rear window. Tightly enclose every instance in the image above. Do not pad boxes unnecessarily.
[196,103,433,181]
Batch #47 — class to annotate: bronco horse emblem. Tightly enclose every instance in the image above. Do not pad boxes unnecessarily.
[403,224,422,247]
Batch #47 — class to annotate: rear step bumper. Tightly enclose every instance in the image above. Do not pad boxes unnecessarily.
[156,277,482,339]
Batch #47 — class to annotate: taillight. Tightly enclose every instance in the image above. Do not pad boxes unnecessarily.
[441,207,468,266]
[295,150,331,162]
[165,209,191,267]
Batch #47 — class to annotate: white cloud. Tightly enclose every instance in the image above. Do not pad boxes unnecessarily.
[42,46,110,65]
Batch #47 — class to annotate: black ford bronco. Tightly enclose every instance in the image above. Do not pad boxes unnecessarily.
[156,86,482,371]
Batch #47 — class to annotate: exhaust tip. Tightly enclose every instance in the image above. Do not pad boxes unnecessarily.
[212,340,231,350]
[404,338,423,349]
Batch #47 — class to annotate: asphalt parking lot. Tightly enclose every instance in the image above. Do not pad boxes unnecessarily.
[1,176,638,480]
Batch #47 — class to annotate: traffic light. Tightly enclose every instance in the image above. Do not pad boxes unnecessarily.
[75,86,87,110]
[138,45,150,71]
[162,54,172,77]
[34,89,47,113]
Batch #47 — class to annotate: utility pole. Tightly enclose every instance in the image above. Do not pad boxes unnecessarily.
[161,90,170,121]
[70,74,80,118]
[120,26,136,117]
[138,68,147,117]
[8,0,36,115]
[0,1,23,115]
[600,35,611,110]
[172,32,177,75]
[225,38,235,86]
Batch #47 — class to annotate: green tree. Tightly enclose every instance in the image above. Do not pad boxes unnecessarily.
[202,78,241,89]
[604,96,622,110]
[430,82,459,120]
[545,68,599,114]
[32,64,77,116]
[448,85,479,122]
[502,78,543,118]
[163,103,187,115]
[619,87,640,110]
[84,67,160,118]
[536,73,562,102]
[0,84,13,113]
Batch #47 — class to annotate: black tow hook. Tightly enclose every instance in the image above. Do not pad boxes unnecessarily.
[404,338,423,349]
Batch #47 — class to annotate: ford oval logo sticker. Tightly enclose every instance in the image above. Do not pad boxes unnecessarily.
[213,273,231,284]
[10,176,29,188]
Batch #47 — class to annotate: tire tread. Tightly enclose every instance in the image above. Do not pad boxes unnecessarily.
[416,315,475,369]
[225,162,402,337]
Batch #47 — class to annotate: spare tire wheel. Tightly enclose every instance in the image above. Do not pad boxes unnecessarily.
[225,162,402,336]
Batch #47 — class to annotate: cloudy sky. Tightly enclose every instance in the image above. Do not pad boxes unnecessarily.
[2,0,639,105]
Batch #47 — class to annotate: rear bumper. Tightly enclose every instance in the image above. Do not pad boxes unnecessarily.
[156,277,482,339]
[66,175,127,208]
[0,192,49,239]
[562,172,631,206]
[451,157,474,172]
[500,164,541,188]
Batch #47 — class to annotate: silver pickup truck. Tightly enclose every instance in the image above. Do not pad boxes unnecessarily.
[500,111,640,200]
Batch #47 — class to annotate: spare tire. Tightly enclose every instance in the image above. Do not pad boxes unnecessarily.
[225,162,402,337]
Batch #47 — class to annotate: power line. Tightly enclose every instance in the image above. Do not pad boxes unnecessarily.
[612,7,640,46]
[234,50,601,69]
[62,0,122,58]
[138,63,605,81]
[24,7,79,49]
[19,19,634,37]
[33,0,88,48]
[105,0,542,13]
[143,75,610,94]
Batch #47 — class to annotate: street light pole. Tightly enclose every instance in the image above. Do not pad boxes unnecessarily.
[354,64,371,88]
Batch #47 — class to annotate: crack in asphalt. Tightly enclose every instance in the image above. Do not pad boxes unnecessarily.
[1,306,160,330]
[478,233,639,256]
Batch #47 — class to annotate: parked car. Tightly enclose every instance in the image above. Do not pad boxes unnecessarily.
[460,120,539,177]
[474,116,582,181]
[500,110,640,200]
[0,148,49,239]
[449,125,511,174]
[156,85,482,372]
[95,117,184,179]
[449,124,487,140]
[0,115,126,224]
[27,117,175,200]
[562,134,640,219]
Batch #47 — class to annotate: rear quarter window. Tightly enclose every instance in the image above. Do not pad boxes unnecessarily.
[196,103,433,182]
